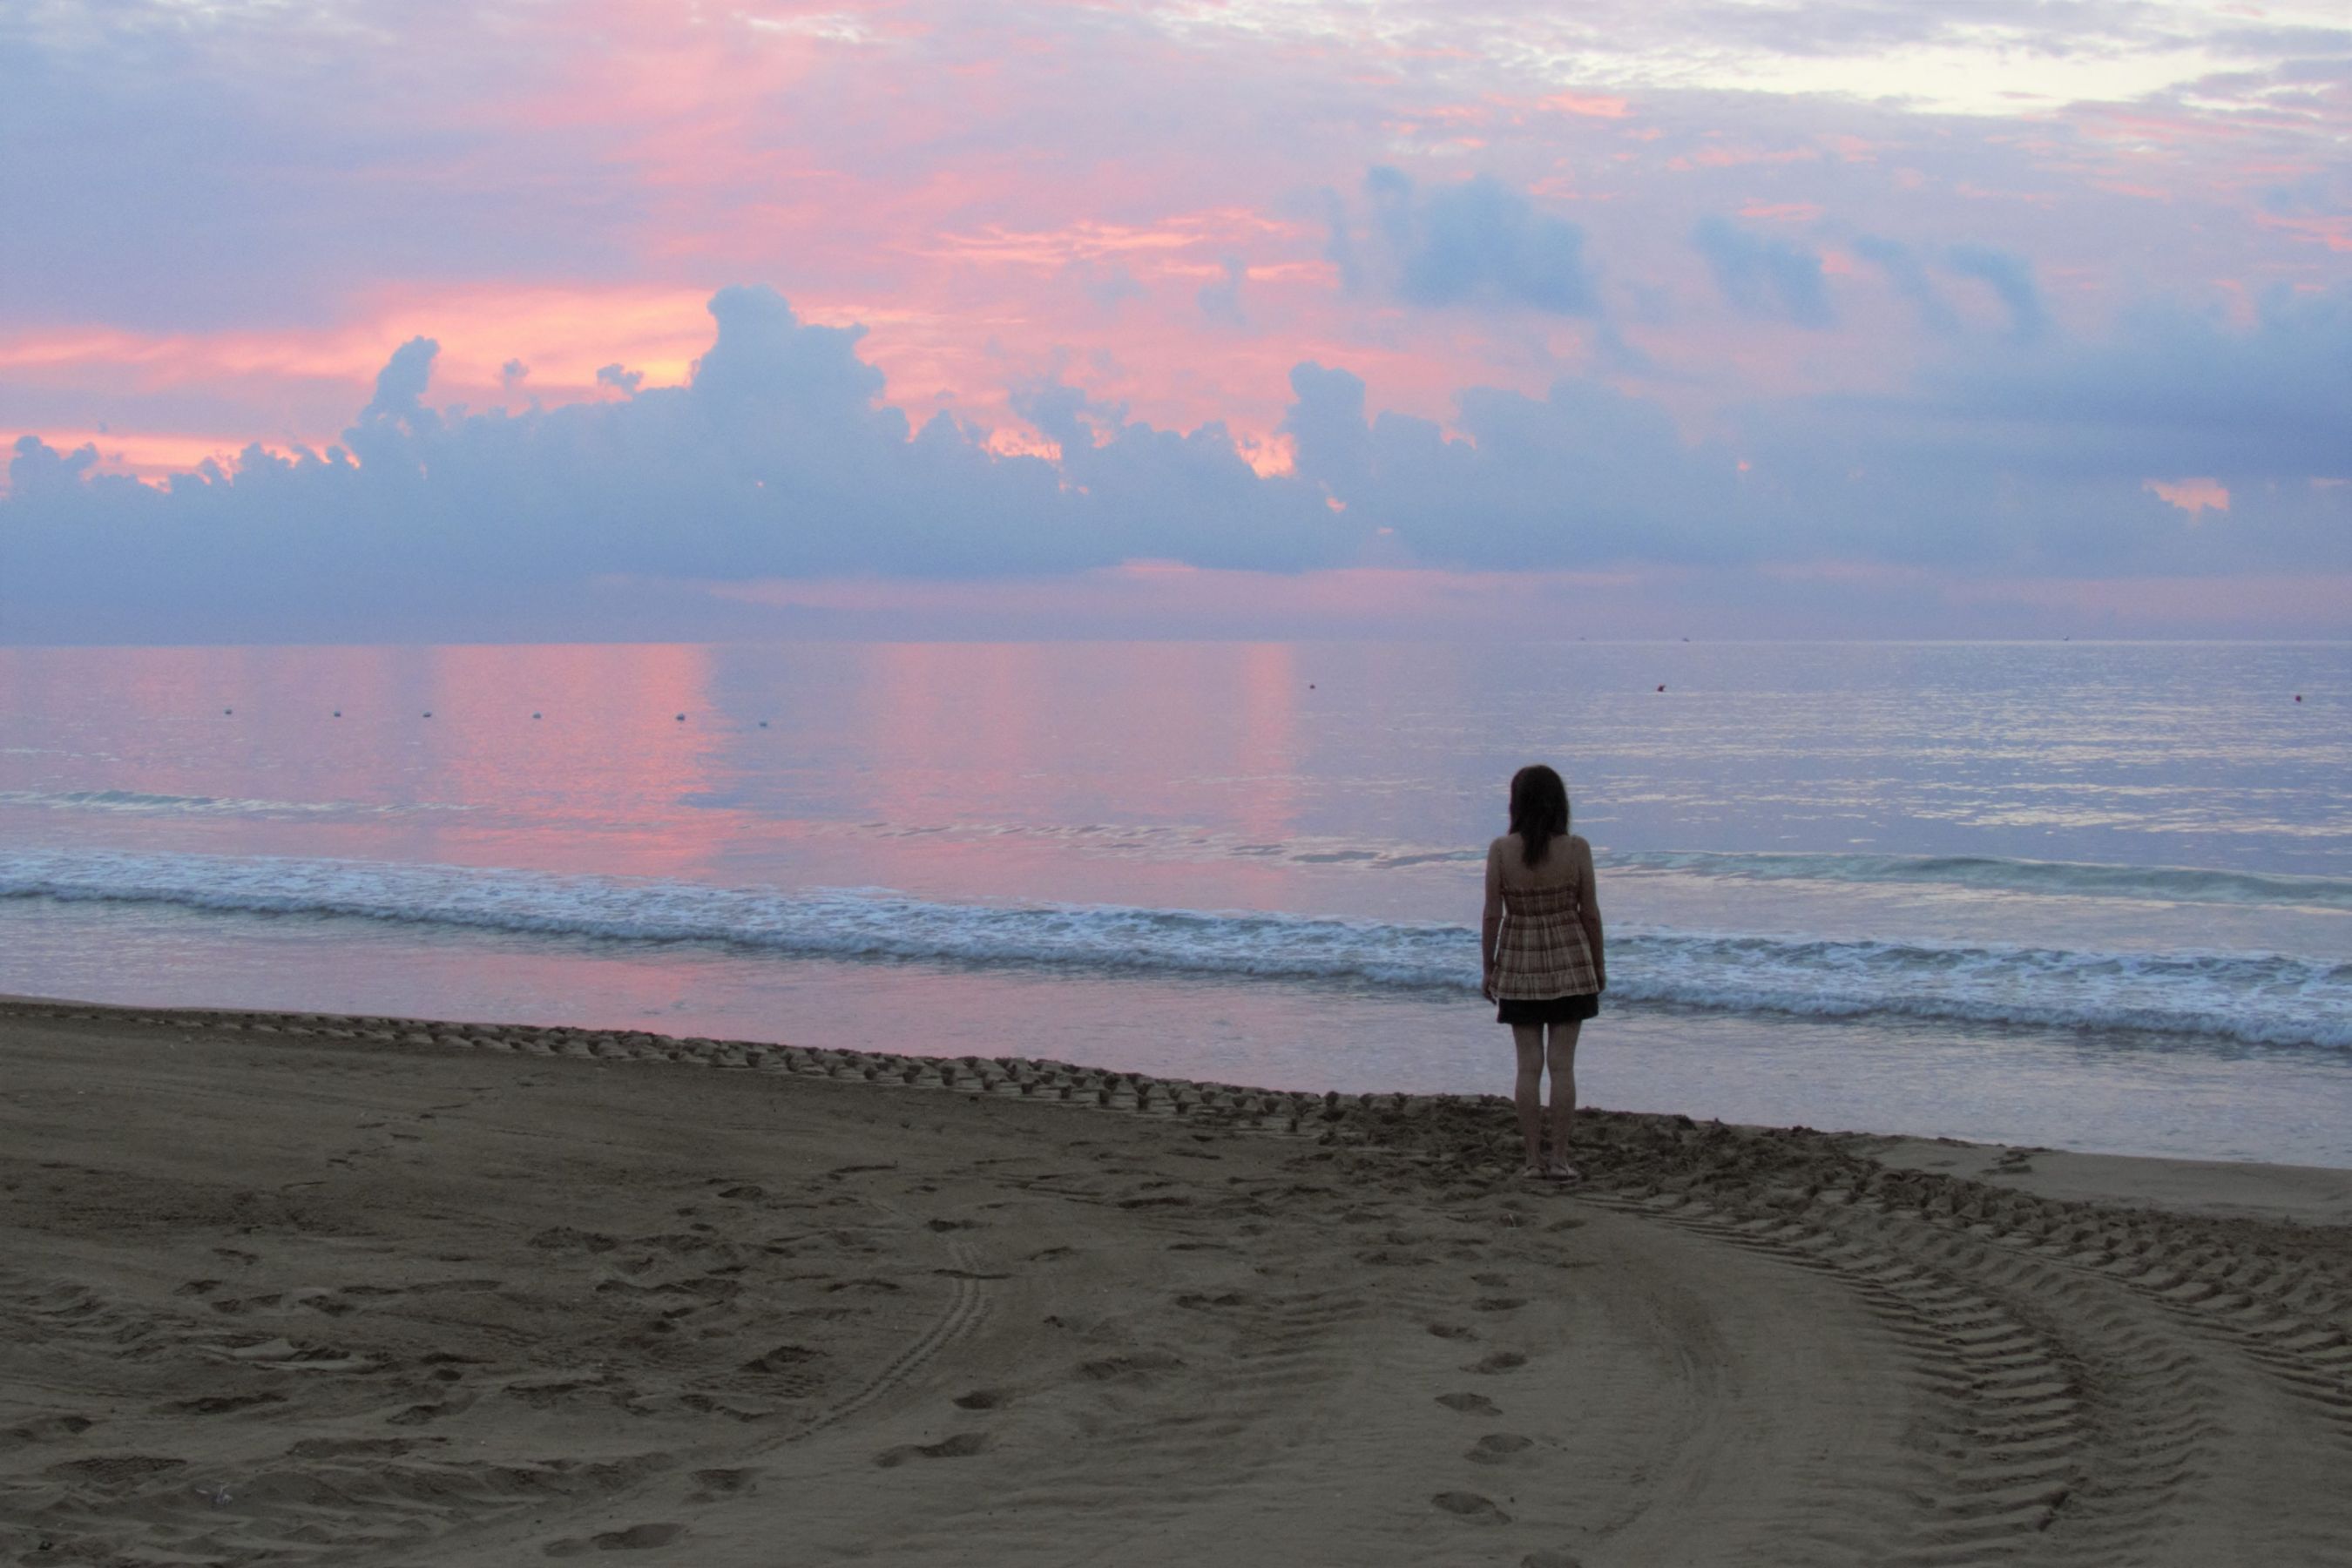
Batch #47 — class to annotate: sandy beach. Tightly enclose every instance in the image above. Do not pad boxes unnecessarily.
[4,999,2350,1567]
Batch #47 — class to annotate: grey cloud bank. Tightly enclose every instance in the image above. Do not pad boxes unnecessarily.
[4,283,2349,642]
[1691,218,1834,328]
[1351,169,1600,315]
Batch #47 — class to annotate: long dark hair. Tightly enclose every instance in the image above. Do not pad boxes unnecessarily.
[1509,764,1571,868]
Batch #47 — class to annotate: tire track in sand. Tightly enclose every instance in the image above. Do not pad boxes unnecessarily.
[787,1233,991,1442]
[16,1004,2352,1565]
[1589,1173,2352,1568]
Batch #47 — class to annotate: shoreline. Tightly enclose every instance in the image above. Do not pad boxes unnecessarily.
[10,990,2349,1205]
[5,997,2351,1564]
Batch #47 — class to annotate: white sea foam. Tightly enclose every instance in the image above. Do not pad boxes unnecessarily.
[809,824,2352,909]
[1605,848,2352,910]
[0,789,461,819]
[3,849,2344,1051]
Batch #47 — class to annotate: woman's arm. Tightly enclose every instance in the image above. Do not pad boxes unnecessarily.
[1481,839,1504,999]
[1577,837,1605,990]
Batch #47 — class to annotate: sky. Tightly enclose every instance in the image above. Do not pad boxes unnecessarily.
[2,0,2348,641]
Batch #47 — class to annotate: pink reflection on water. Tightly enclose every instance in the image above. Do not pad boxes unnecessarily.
[0,643,753,881]
[410,643,734,879]
[2,640,1357,932]
[837,642,1314,909]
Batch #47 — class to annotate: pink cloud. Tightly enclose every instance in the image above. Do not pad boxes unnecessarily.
[4,429,272,484]
[2143,477,2229,517]
[1667,144,1821,172]
[1538,92,1631,119]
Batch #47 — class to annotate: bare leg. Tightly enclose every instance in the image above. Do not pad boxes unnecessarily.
[1546,1022,1583,1177]
[1511,1024,1545,1172]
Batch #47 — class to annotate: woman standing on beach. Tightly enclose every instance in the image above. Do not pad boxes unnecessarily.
[1482,764,1605,1180]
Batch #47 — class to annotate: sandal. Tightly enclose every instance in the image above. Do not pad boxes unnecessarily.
[1545,1161,1582,1183]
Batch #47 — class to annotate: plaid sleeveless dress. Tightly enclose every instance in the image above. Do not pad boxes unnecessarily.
[1493,882,1599,1001]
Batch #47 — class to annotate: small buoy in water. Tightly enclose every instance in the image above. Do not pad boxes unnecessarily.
[532,712,542,720]
[332,709,341,718]
[1308,683,1316,690]
[224,707,233,715]
[759,720,769,728]
[1656,684,1666,693]
[675,713,686,722]
[422,711,432,719]
[2295,694,2303,703]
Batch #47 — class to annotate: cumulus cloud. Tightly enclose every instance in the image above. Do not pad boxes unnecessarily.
[595,363,644,396]
[1284,363,1744,567]
[1943,245,2049,343]
[1691,217,1833,327]
[1354,168,1599,314]
[361,336,442,428]
[1849,236,2048,342]
[3,282,2347,641]
[1910,285,2352,482]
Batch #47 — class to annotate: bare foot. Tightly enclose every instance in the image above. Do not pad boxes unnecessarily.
[1544,1160,1581,1183]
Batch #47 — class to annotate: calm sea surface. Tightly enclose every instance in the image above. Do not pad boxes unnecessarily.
[3,641,2347,1165]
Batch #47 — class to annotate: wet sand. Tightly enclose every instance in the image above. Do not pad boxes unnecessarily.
[3,997,2350,1566]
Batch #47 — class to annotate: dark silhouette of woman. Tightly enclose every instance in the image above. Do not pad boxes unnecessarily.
[1482,764,1606,1179]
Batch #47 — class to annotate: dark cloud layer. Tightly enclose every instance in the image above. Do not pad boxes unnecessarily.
[1690,218,1833,328]
[1353,169,1599,314]
[5,281,2348,641]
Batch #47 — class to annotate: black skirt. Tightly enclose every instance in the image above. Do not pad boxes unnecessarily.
[1497,992,1601,1025]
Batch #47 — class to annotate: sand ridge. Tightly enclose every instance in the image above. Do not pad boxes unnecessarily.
[3,999,2350,1566]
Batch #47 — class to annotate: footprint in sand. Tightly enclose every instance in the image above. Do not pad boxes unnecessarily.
[1468,1433,1533,1463]
[1431,1490,1511,1523]
[544,1522,686,1555]
[873,1431,989,1467]
[1436,1392,1499,1416]
[1077,1352,1184,1383]
[1427,1322,1477,1341]
[388,1401,463,1425]
[3,1414,94,1448]
[1175,1292,1247,1310]
[953,1389,1009,1409]
[1473,1296,1529,1313]
[222,1337,368,1371]
[1469,1350,1526,1374]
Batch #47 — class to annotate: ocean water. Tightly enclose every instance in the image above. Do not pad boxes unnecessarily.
[2,640,2346,1166]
